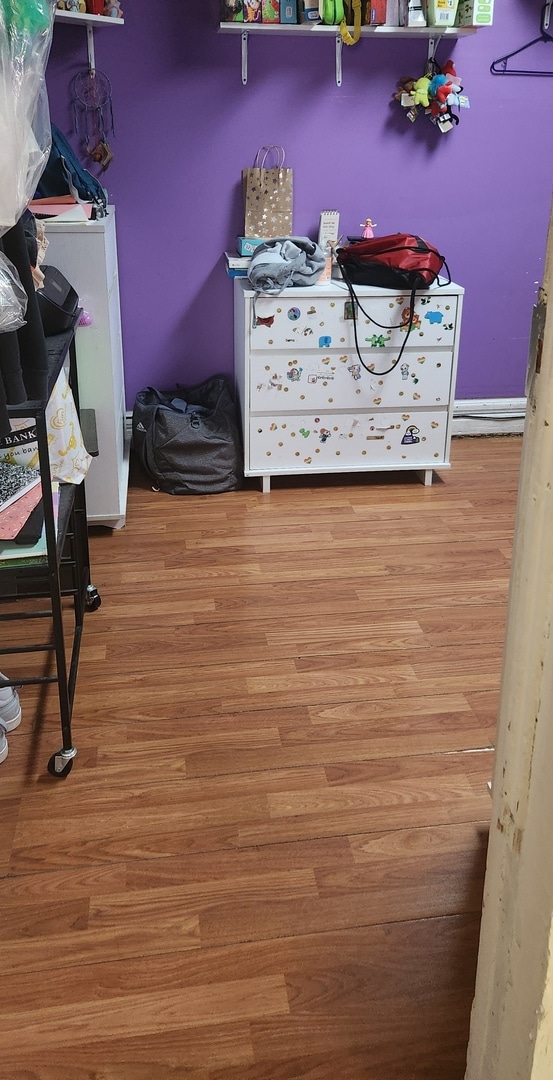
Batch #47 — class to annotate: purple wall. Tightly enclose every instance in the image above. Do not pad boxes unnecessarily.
[45,0,553,406]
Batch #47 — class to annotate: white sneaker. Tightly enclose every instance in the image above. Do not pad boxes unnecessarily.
[0,723,7,764]
[0,674,21,731]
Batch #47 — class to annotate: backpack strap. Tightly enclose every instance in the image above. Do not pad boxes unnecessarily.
[340,0,362,45]
[341,268,417,376]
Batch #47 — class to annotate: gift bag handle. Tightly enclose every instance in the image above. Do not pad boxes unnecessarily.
[254,145,286,168]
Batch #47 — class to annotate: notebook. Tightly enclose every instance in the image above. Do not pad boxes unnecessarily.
[0,481,43,540]
[0,462,41,514]
[0,483,59,567]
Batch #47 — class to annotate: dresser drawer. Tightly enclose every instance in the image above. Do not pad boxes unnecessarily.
[248,409,449,471]
[250,347,454,412]
[248,290,458,352]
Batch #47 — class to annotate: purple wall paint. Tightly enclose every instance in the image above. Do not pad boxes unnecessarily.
[45,0,553,406]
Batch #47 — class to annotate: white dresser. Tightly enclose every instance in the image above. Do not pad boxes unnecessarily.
[234,277,464,492]
[44,208,129,528]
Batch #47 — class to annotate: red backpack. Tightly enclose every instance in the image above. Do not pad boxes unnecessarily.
[336,233,451,374]
[336,233,448,291]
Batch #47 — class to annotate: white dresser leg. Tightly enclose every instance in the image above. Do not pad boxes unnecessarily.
[262,475,271,493]
[416,469,434,487]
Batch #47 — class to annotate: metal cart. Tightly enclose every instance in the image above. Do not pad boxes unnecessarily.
[0,316,101,778]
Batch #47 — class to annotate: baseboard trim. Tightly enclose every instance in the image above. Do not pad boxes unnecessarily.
[125,400,527,442]
[453,398,526,436]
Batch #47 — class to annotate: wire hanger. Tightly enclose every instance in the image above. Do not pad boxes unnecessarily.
[491,1,553,77]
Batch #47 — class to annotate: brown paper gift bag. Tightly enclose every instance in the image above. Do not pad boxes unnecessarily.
[242,145,293,238]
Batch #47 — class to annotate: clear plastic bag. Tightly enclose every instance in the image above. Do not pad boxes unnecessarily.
[0,252,28,333]
[0,0,56,238]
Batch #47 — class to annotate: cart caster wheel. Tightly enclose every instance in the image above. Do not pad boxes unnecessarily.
[48,752,75,778]
[86,585,101,611]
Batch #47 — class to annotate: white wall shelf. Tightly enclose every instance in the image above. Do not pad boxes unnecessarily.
[54,10,124,27]
[54,9,124,71]
[218,22,477,85]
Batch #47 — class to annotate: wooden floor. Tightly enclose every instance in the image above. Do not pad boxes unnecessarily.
[0,435,522,1079]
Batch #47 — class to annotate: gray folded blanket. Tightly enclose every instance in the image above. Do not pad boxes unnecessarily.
[247,236,325,295]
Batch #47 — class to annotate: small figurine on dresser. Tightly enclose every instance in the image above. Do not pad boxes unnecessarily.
[360,218,377,239]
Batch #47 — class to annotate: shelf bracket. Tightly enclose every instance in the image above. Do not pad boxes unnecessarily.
[427,36,437,63]
[241,30,248,85]
[241,27,343,86]
[86,22,96,72]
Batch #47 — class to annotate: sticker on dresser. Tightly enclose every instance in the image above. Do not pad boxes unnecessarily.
[248,412,448,472]
[250,350,454,411]
[250,292,458,351]
[236,279,464,492]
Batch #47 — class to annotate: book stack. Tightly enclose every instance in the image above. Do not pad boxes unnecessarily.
[0,462,58,569]
[224,252,251,278]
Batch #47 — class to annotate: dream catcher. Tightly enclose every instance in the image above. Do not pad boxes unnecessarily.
[72,68,115,171]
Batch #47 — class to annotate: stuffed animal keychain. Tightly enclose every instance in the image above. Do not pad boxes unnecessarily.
[393,59,470,133]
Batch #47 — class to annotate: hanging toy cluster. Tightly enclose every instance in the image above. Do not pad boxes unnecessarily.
[393,59,470,134]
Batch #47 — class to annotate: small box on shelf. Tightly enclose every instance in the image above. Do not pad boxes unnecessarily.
[262,0,280,20]
[426,0,459,26]
[455,0,493,25]
[243,0,262,20]
[236,236,266,256]
[280,0,297,21]
[299,1,320,22]
[366,1,387,25]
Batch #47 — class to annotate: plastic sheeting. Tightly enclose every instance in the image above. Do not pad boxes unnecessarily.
[0,253,27,332]
[0,0,56,237]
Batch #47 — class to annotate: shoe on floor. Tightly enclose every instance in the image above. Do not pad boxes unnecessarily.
[0,675,21,731]
[0,723,7,764]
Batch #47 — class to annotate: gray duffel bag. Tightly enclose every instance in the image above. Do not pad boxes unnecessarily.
[132,376,243,495]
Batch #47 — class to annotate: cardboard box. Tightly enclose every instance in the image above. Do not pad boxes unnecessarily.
[366,0,387,24]
[236,236,266,256]
[426,0,459,27]
[298,1,320,22]
[385,0,399,24]
[280,0,298,21]
[455,0,493,25]
[262,0,280,21]
[243,0,262,21]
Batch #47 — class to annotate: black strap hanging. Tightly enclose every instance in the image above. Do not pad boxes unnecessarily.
[339,264,417,377]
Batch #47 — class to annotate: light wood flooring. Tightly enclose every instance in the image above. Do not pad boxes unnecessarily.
[0,435,522,1079]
